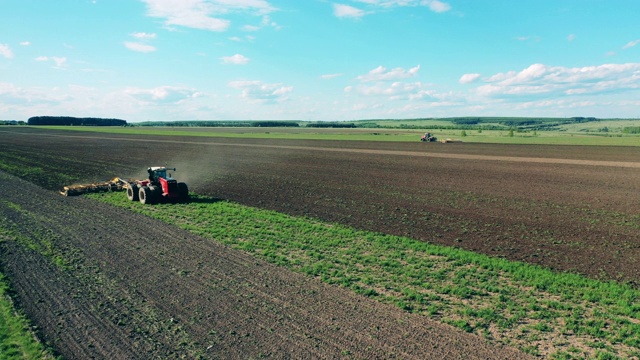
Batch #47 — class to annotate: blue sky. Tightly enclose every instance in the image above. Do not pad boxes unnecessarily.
[1,0,639,122]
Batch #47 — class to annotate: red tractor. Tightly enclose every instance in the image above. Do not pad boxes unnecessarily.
[420,132,437,142]
[126,167,189,204]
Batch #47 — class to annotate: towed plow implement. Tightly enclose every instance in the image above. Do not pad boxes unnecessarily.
[60,178,129,196]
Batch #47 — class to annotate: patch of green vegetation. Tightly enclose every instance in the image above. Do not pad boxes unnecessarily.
[34,123,640,146]
[88,191,640,359]
[0,272,56,359]
[0,150,76,190]
[0,201,71,270]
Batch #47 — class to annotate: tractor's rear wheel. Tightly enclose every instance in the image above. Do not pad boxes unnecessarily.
[178,182,189,202]
[127,184,139,201]
[139,186,154,205]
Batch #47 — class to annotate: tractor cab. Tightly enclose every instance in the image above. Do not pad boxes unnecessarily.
[147,167,174,183]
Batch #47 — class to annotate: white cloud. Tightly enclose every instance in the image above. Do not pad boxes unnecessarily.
[348,81,432,99]
[261,15,281,30]
[242,25,260,31]
[352,0,451,12]
[124,42,157,53]
[0,82,69,106]
[334,4,365,18]
[474,62,640,98]
[228,80,292,103]
[623,39,640,49]
[459,73,480,84]
[422,0,451,13]
[20,41,31,46]
[52,57,67,68]
[0,44,14,59]
[221,54,249,64]
[126,32,157,52]
[125,86,201,104]
[321,73,343,79]
[357,65,420,82]
[567,34,576,41]
[342,64,454,107]
[239,15,279,32]
[141,0,277,32]
[131,32,157,39]
[34,56,67,68]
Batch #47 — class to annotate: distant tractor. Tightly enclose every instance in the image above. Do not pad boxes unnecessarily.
[126,167,189,204]
[420,132,437,142]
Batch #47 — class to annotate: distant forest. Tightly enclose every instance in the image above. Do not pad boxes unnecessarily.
[27,116,127,126]
[0,120,25,125]
[136,120,300,127]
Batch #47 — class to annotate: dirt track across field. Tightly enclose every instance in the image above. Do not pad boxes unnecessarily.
[0,170,532,359]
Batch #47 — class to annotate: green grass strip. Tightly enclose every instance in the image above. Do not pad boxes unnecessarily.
[0,201,70,270]
[0,272,54,360]
[33,125,640,146]
[89,192,640,359]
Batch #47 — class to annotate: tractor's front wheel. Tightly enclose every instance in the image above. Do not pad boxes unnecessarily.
[127,184,139,201]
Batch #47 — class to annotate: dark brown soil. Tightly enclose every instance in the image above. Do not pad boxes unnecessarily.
[0,170,531,359]
[0,126,639,358]
[2,127,638,283]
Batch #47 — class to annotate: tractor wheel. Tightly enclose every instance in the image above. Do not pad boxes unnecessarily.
[126,184,139,201]
[178,182,189,202]
[139,186,154,205]
[150,186,163,203]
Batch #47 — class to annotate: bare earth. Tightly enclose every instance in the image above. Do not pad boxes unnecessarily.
[1,127,639,358]
[0,170,532,359]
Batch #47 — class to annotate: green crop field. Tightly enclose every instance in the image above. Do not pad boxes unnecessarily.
[31,124,640,146]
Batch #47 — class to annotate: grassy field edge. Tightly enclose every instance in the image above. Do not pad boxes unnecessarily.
[26,125,640,146]
[0,272,56,360]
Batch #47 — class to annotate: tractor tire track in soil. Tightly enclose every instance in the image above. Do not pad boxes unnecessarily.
[0,170,532,359]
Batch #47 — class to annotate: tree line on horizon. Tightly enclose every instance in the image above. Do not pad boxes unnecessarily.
[27,116,127,126]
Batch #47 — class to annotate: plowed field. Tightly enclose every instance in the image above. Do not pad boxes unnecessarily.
[1,170,534,359]
[1,126,639,358]
[3,127,640,282]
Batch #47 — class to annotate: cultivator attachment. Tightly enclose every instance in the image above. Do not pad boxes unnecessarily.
[60,177,129,196]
